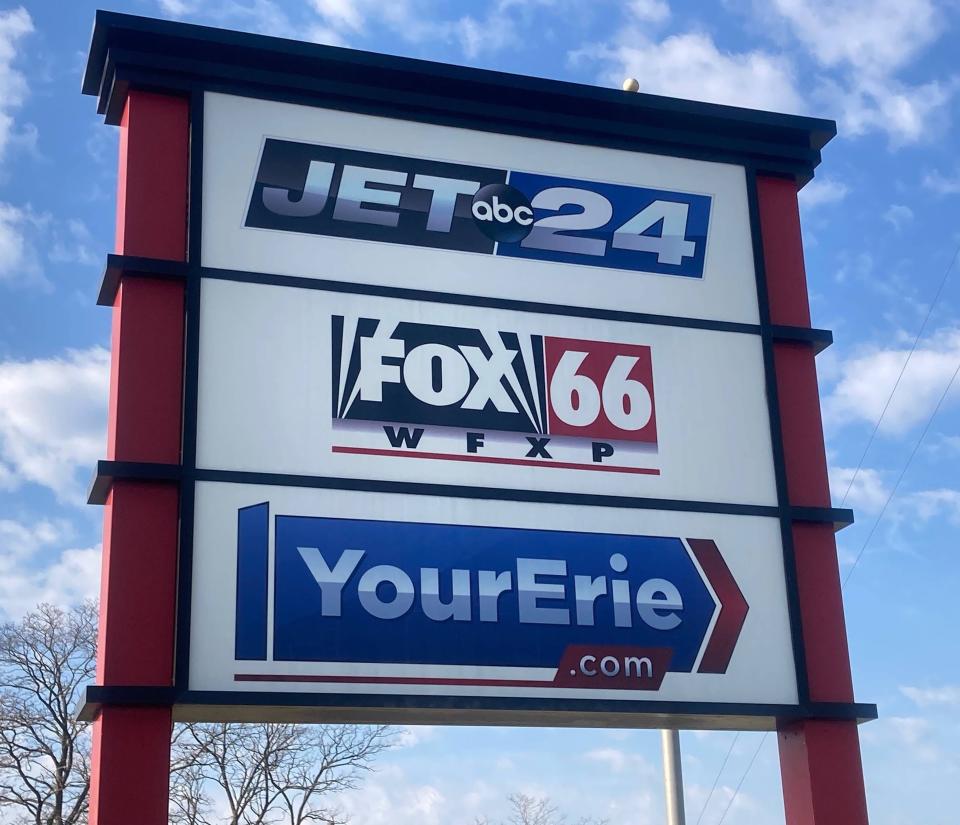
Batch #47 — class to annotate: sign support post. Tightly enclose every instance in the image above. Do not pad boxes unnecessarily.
[661,729,686,825]
[756,176,870,825]
[87,89,189,825]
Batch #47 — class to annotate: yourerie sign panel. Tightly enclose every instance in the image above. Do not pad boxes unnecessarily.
[202,92,761,324]
[195,279,778,506]
[188,483,798,710]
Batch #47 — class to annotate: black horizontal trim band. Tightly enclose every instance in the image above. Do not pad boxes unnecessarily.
[202,265,833,349]
[102,55,823,180]
[98,253,190,306]
[83,11,835,184]
[79,684,877,726]
[194,467,853,527]
[87,459,182,505]
[792,505,855,528]
[104,65,819,183]
[86,460,852,527]
[770,324,833,354]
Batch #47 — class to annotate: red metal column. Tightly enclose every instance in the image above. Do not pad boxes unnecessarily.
[758,175,869,825]
[89,90,189,825]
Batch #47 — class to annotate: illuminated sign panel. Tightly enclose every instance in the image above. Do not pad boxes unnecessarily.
[195,279,778,504]
[202,93,760,325]
[189,484,798,708]
[173,88,816,724]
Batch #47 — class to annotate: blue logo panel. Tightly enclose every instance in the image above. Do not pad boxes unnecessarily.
[245,140,713,278]
[263,514,716,672]
[499,172,711,278]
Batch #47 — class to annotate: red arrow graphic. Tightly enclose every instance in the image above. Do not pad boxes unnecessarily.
[687,538,749,674]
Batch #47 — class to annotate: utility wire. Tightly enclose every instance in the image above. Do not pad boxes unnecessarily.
[693,732,740,825]
[701,335,960,823]
[842,352,960,586]
[837,241,960,507]
[715,733,769,825]
[695,240,960,825]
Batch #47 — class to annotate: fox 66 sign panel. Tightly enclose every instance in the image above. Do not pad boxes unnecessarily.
[202,93,760,324]
[188,484,798,714]
[195,279,778,505]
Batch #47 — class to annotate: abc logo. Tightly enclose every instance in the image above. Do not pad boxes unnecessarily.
[471,183,534,243]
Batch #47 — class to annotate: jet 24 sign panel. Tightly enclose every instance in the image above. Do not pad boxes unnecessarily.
[188,483,798,711]
[202,93,760,325]
[195,279,778,506]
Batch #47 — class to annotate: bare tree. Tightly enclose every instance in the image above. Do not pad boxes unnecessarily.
[170,722,392,825]
[0,602,97,825]
[477,794,608,825]
[0,601,391,825]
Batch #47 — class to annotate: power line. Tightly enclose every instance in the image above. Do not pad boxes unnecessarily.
[695,241,960,825]
[842,351,960,586]
[701,339,960,821]
[693,732,740,825]
[715,733,769,825]
[837,240,960,507]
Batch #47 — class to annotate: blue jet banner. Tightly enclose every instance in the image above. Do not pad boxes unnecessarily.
[244,139,712,278]
[233,503,748,692]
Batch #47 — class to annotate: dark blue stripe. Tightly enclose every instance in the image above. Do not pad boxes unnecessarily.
[235,502,269,660]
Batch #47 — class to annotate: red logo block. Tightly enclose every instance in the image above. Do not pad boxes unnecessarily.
[544,337,657,443]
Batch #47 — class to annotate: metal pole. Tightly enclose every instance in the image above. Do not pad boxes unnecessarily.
[661,729,687,825]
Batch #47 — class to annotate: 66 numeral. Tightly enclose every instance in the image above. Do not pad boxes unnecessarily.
[550,350,653,431]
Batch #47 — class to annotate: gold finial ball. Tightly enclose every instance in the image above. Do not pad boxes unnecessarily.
[622,77,640,92]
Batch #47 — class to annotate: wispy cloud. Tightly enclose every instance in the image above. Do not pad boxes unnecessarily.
[0,346,109,502]
[901,684,960,707]
[824,327,960,435]
[571,31,805,113]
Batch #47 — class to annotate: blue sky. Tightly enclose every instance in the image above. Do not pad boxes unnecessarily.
[1,1,959,823]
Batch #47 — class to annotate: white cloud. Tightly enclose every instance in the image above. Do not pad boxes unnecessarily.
[887,716,941,762]
[0,6,32,163]
[451,15,518,59]
[829,466,889,513]
[395,726,439,747]
[571,31,805,113]
[628,0,670,24]
[0,201,46,286]
[901,685,960,707]
[902,488,960,525]
[338,766,448,825]
[762,0,953,145]
[309,0,371,32]
[0,517,101,619]
[798,177,849,209]
[820,74,954,146]
[158,0,196,14]
[824,328,960,434]
[48,218,100,267]
[583,747,655,775]
[0,346,109,501]
[922,168,960,195]
[883,204,914,231]
[768,0,940,74]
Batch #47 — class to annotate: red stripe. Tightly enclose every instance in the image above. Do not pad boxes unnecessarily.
[331,446,660,475]
[688,538,748,674]
[235,673,554,688]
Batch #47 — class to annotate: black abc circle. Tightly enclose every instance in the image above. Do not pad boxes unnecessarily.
[471,183,534,243]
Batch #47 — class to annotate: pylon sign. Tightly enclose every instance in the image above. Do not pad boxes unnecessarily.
[83,11,876,735]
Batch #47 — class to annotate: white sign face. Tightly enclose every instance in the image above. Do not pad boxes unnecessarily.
[202,92,761,324]
[195,278,778,506]
[188,481,798,712]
